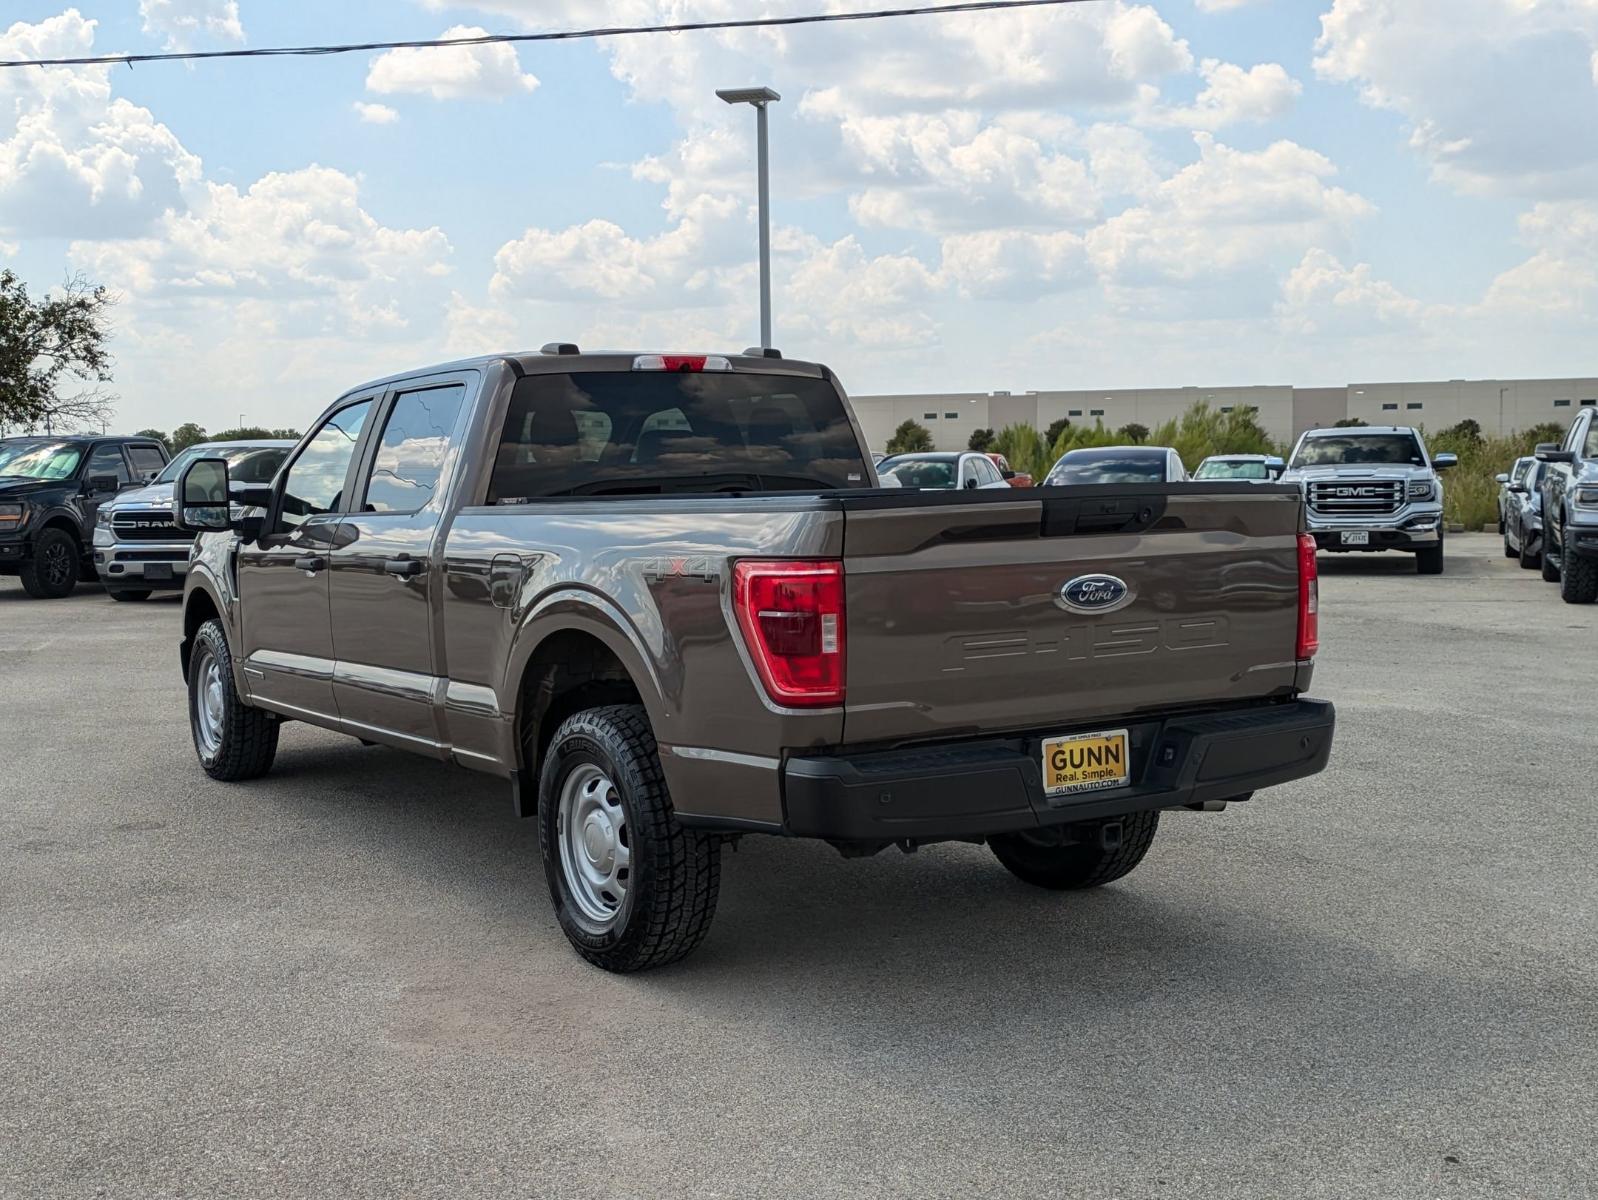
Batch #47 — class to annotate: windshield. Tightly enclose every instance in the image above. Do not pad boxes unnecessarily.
[1195,460,1269,480]
[1046,453,1167,485]
[155,444,291,485]
[878,459,956,489]
[0,441,84,481]
[487,372,870,499]
[1291,434,1424,467]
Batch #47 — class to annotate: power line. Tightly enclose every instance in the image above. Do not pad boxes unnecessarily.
[0,0,1100,70]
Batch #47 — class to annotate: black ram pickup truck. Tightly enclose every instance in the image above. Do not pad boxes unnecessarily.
[0,435,169,598]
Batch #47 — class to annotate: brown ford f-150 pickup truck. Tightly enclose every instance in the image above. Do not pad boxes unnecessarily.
[171,347,1334,972]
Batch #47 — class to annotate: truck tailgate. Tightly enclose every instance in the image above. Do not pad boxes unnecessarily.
[839,486,1306,745]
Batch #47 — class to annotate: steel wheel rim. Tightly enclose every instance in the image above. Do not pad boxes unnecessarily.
[42,540,72,587]
[557,763,630,929]
[193,648,225,756]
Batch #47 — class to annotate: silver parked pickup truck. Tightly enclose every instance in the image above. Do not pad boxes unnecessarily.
[1280,426,1456,574]
[171,347,1335,972]
[94,440,293,600]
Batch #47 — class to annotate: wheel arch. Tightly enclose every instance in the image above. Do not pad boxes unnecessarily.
[510,622,653,784]
[181,582,225,683]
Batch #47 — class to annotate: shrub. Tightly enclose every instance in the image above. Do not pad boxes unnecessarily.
[885,419,933,455]
[967,427,995,452]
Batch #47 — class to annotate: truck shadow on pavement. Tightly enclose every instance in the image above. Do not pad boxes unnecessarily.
[247,735,1556,1148]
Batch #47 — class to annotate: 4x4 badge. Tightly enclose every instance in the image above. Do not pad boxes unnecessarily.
[1058,574,1133,614]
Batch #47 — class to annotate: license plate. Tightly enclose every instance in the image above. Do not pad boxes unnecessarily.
[1341,531,1370,545]
[144,563,174,581]
[1042,728,1130,797]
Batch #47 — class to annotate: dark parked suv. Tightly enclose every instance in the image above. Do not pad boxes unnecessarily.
[0,435,169,598]
[1536,407,1598,603]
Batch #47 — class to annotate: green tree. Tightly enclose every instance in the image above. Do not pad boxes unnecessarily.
[885,419,933,455]
[1333,417,1367,428]
[170,422,209,451]
[0,269,117,435]
[1441,417,1483,444]
[967,427,995,453]
[1117,422,1150,444]
[1523,422,1565,446]
[135,428,170,450]
[993,423,1048,480]
[211,425,303,441]
[1043,416,1071,446]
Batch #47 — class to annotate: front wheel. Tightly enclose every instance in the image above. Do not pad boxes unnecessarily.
[1416,538,1445,575]
[109,588,153,602]
[990,811,1159,890]
[19,527,80,598]
[1559,549,1598,604]
[1503,533,1517,559]
[1519,537,1540,570]
[538,705,720,972]
[189,619,279,781]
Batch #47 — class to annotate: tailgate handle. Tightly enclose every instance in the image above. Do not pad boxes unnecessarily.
[1042,495,1165,537]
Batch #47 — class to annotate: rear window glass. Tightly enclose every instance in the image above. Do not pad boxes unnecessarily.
[487,372,870,500]
[1046,454,1168,485]
[1195,460,1268,480]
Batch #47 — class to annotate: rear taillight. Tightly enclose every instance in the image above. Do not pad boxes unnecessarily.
[732,560,845,708]
[1297,532,1319,659]
[632,354,731,373]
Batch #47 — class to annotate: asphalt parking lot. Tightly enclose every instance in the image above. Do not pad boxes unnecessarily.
[2,533,1594,1199]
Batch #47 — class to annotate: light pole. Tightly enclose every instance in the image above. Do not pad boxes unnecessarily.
[1499,386,1508,435]
[717,86,780,350]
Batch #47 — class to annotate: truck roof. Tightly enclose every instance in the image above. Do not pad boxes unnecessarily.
[335,347,829,403]
[1300,425,1418,436]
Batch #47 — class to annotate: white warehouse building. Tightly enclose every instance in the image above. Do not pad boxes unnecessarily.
[849,376,1598,454]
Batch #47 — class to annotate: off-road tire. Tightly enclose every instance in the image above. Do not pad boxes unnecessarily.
[19,527,80,599]
[1559,548,1598,604]
[538,705,720,972]
[1519,538,1540,570]
[1416,538,1445,575]
[189,618,279,781]
[109,588,153,602]
[989,810,1160,890]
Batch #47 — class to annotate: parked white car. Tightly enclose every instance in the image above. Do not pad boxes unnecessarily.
[875,451,1013,491]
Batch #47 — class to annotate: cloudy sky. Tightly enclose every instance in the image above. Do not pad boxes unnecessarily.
[4,0,1597,433]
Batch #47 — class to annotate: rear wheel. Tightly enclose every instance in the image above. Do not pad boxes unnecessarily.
[188,619,278,781]
[538,705,720,972]
[19,527,80,598]
[989,811,1159,890]
[109,588,153,602]
[1559,549,1598,604]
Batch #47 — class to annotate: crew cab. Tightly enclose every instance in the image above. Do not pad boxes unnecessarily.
[1280,426,1455,574]
[171,348,1335,972]
[94,439,293,600]
[0,434,169,598]
[1535,407,1598,603]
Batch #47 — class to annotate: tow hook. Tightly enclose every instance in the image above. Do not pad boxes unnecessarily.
[1099,821,1123,851]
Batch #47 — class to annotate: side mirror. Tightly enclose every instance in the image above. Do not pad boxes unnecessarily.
[1508,484,1528,495]
[1432,453,1457,470]
[172,457,235,532]
[86,474,120,495]
[1536,443,1575,463]
[1494,473,1509,484]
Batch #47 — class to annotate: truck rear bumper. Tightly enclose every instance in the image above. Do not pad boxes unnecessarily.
[782,698,1334,842]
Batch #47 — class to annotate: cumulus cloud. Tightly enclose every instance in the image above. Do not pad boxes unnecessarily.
[1276,248,1429,335]
[366,26,539,101]
[1149,59,1302,130]
[353,102,399,125]
[1085,134,1374,293]
[1315,0,1598,196]
[138,0,242,50]
[0,11,202,239]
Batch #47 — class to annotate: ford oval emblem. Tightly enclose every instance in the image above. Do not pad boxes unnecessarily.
[1058,573,1133,614]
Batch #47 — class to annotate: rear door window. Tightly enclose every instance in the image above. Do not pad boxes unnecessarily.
[362,384,468,513]
[86,444,131,487]
[127,445,166,477]
[487,372,870,500]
